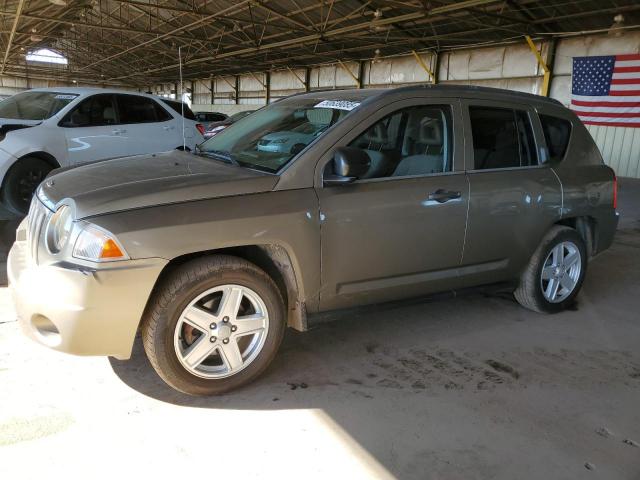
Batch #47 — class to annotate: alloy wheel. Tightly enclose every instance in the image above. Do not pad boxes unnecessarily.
[540,241,582,303]
[173,284,269,379]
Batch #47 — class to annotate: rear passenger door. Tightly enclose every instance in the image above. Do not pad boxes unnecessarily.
[316,98,470,311]
[459,100,562,286]
[115,94,177,155]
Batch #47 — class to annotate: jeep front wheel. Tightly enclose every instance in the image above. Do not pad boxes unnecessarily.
[141,255,285,396]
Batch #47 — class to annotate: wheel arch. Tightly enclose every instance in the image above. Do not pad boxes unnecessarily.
[149,244,307,332]
[1,151,61,187]
[554,216,596,257]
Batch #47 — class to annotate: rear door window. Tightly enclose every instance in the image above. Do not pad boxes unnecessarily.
[539,114,572,163]
[116,95,171,124]
[469,106,538,169]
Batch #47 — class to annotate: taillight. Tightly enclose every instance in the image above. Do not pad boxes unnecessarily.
[196,123,205,135]
[613,174,618,210]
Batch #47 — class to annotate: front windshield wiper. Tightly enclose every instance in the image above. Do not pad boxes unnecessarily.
[198,149,239,166]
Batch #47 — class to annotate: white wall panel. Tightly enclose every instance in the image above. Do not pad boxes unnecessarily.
[587,125,640,178]
[443,77,540,95]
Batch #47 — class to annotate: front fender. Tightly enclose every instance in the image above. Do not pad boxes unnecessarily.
[87,189,322,313]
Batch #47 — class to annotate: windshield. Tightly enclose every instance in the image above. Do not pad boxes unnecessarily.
[0,91,78,120]
[199,98,356,173]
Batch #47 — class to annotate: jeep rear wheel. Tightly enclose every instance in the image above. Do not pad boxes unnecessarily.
[2,156,53,216]
[141,255,285,396]
[514,226,587,313]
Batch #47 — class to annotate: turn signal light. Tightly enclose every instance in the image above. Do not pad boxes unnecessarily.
[73,223,129,262]
[100,238,125,259]
[196,123,206,135]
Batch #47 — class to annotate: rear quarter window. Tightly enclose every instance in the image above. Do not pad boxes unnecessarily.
[161,99,196,120]
[539,114,572,163]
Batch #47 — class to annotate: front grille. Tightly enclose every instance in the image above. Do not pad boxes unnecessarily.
[26,198,50,264]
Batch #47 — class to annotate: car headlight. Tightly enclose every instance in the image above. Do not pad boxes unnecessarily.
[73,224,129,262]
[45,205,73,254]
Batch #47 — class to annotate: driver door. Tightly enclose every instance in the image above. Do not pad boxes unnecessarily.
[316,98,470,311]
[61,93,128,165]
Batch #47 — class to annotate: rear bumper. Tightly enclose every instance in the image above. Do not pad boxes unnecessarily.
[8,239,167,360]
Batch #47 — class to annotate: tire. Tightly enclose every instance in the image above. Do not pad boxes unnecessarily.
[1,156,54,216]
[141,255,285,396]
[514,226,587,314]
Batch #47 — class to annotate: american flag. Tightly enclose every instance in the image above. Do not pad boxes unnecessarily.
[571,54,640,128]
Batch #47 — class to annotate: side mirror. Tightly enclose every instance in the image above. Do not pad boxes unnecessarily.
[324,147,371,186]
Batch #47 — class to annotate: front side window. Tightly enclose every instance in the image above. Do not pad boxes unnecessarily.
[0,91,78,120]
[60,94,117,127]
[470,106,538,170]
[117,95,171,124]
[540,114,571,163]
[199,98,355,173]
[345,105,453,179]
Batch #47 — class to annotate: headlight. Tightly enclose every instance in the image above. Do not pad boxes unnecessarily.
[45,205,73,254]
[73,224,129,262]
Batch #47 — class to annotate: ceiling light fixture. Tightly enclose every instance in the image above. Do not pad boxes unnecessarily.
[608,14,625,37]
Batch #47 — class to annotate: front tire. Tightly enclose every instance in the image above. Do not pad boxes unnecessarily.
[1,156,53,216]
[141,255,285,396]
[514,226,587,313]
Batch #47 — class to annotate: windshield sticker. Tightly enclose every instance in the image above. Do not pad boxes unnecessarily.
[314,100,360,111]
[54,94,78,100]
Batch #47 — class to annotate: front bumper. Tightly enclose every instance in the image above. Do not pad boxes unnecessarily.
[8,239,167,360]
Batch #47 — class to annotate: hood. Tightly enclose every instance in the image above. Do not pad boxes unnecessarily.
[41,150,278,218]
[0,121,39,141]
[0,118,42,127]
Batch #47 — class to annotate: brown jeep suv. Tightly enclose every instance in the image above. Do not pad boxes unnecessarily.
[9,85,618,395]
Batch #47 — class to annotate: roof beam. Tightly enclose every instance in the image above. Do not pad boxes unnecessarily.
[77,1,251,71]
[1,0,26,74]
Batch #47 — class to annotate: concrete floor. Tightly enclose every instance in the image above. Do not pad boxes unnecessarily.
[1,180,639,480]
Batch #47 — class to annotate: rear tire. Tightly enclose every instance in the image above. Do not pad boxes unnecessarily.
[141,255,285,396]
[1,156,53,216]
[514,226,587,313]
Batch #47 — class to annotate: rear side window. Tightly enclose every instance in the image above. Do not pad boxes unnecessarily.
[60,94,117,127]
[116,95,171,124]
[470,106,538,169]
[539,114,572,163]
[161,99,196,120]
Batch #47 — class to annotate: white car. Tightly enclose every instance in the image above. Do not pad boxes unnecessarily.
[0,87,205,215]
[256,119,329,155]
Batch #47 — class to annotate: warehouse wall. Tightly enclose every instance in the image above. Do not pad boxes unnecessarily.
[0,73,139,99]
[550,32,640,178]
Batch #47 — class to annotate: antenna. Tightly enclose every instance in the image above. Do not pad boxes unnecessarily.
[178,46,186,150]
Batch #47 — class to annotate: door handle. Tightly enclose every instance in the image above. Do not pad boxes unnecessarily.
[427,189,461,203]
[111,128,127,135]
